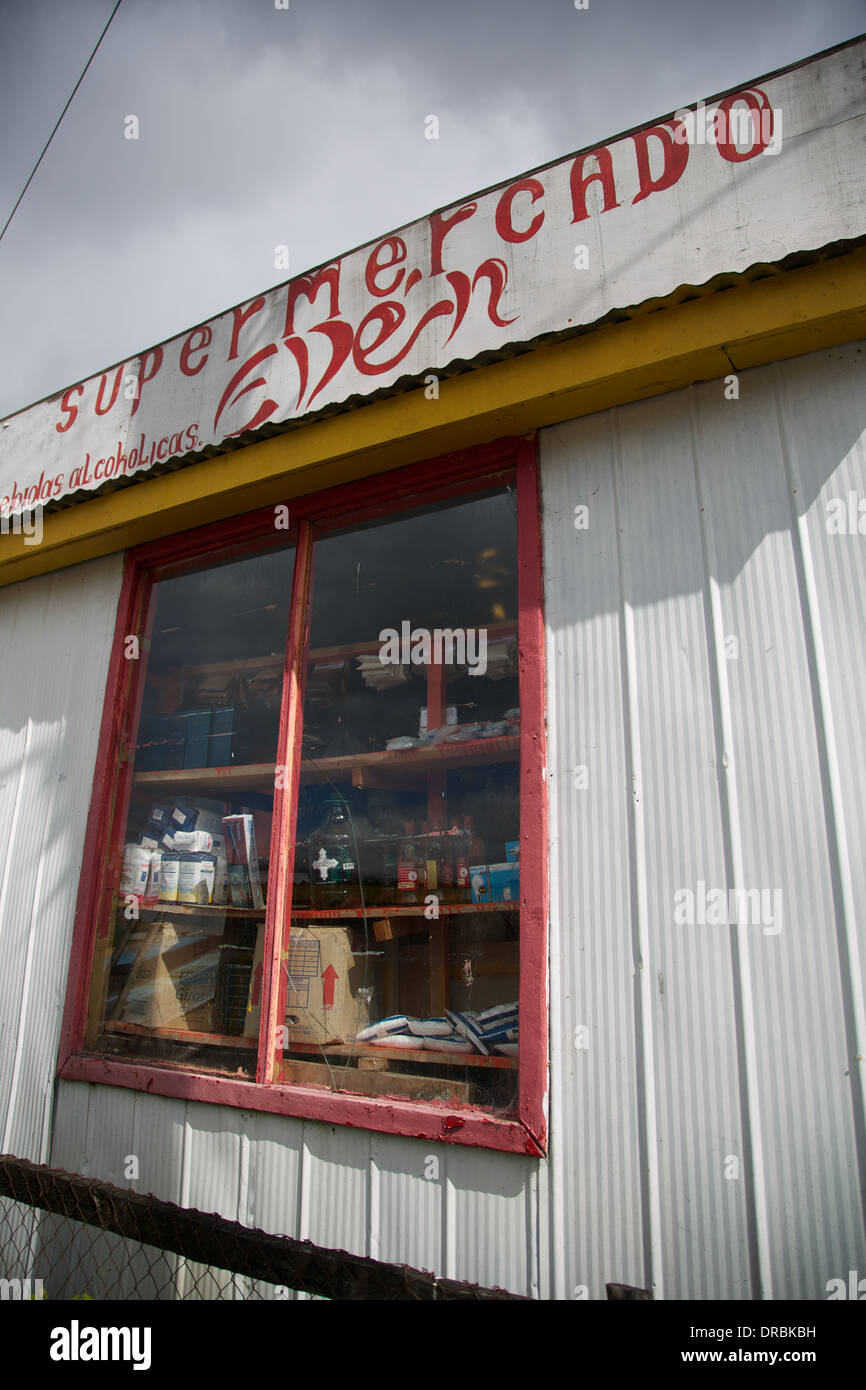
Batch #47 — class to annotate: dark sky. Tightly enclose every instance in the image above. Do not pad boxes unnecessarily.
[0,0,862,419]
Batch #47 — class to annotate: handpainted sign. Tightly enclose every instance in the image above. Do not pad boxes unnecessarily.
[1,40,864,518]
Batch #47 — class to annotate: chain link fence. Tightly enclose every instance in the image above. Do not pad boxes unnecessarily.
[0,1155,528,1301]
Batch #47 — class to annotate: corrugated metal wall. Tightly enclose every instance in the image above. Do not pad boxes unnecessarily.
[542,338,866,1299]
[3,339,865,1299]
[0,554,123,1164]
[47,1084,539,1298]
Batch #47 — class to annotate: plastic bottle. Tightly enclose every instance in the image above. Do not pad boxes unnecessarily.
[429,819,454,901]
[397,821,425,906]
[452,820,474,902]
[308,795,361,908]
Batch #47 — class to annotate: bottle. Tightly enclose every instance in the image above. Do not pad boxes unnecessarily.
[365,797,401,905]
[397,821,425,906]
[452,822,472,902]
[456,815,485,904]
[429,819,454,902]
[421,820,438,895]
[308,795,360,908]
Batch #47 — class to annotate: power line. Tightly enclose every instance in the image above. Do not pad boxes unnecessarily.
[0,0,124,245]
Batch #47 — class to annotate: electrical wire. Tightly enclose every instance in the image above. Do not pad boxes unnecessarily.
[0,0,124,245]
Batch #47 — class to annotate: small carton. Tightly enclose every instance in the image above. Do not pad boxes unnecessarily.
[223,813,264,909]
[470,862,520,904]
[487,861,520,903]
[244,925,369,1046]
[115,922,218,1032]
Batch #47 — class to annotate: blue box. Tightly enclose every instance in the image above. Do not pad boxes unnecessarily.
[208,705,236,766]
[487,862,520,903]
[470,862,520,904]
[139,713,184,770]
[180,708,212,769]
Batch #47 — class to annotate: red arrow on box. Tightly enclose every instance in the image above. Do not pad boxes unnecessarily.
[322,963,338,1008]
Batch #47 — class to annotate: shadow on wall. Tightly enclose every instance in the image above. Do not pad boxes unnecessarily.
[0,552,124,1160]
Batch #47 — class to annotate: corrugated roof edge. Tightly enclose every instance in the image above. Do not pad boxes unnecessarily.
[36,233,866,520]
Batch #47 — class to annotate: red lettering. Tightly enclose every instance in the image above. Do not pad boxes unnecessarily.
[130,348,164,417]
[286,319,355,409]
[95,365,123,416]
[429,202,476,275]
[55,384,83,434]
[352,299,452,376]
[631,121,688,204]
[228,297,266,361]
[365,237,407,297]
[156,437,169,460]
[180,325,212,376]
[495,178,545,243]
[283,266,341,337]
[570,148,620,222]
[715,89,773,162]
[472,258,518,328]
[213,345,279,436]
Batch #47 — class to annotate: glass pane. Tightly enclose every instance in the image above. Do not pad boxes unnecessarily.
[88,542,295,1076]
[280,485,520,1113]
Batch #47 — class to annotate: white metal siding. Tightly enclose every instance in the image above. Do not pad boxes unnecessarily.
[0,554,123,1162]
[541,339,866,1299]
[49,1082,537,1297]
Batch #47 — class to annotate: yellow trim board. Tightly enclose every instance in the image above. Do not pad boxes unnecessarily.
[2,246,865,588]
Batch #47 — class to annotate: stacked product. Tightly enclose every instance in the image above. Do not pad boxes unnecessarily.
[469,838,520,904]
[216,944,255,1035]
[355,1002,518,1056]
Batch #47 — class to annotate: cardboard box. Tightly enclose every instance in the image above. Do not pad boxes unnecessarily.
[488,861,520,902]
[470,862,520,903]
[114,921,218,1031]
[244,924,369,1046]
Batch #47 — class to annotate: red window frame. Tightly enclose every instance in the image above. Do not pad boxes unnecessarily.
[58,435,548,1154]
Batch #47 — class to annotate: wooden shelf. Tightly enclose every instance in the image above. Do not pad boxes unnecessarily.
[137,903,265,919]
[285,1041,517,1070]
[169,622,517,681]
[132,762,276,796]
[131,735,518,797]
[104,1020,257,1049]
[102,1024,517,1070]
[291,900,517,919]
[300,734,518,784]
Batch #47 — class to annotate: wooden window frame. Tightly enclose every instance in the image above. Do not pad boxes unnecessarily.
[58,435,548,1154]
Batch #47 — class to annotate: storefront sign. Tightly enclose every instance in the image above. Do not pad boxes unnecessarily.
[1,42,863,517]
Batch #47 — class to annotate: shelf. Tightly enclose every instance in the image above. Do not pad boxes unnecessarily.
[284,1041,517,1070]
[131,734,519,797]
[123,900,516,922]
[132,762,276,796]
[300,734,519,784]
[291,901,518,919]
[137,903,266,919]
[101,1024,516,1070]
[104,1020,257,1049]
[165,622,517,682]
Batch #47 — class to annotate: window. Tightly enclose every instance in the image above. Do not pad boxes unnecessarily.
[62,441,547,1152]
